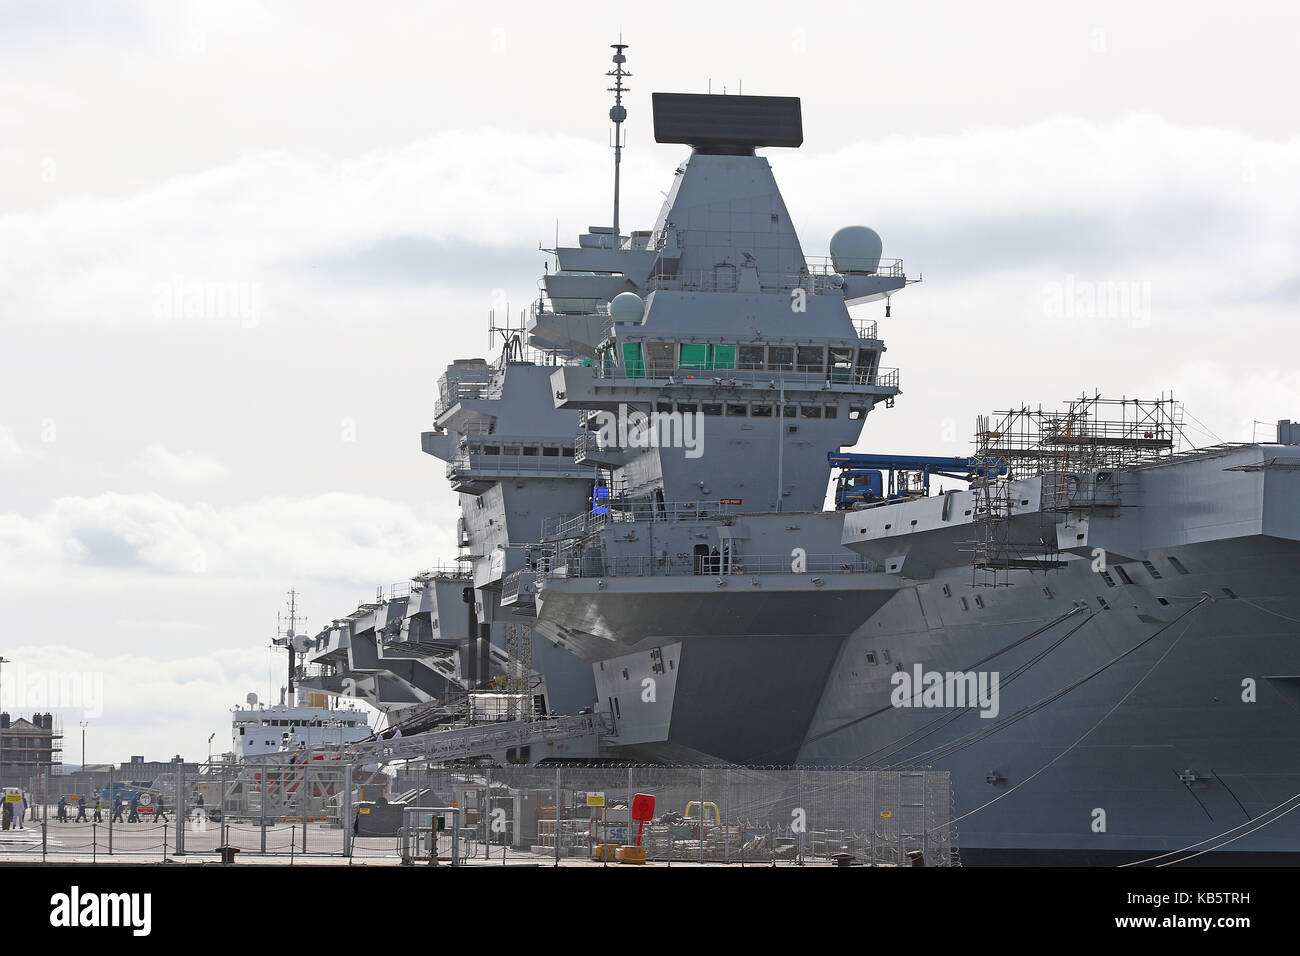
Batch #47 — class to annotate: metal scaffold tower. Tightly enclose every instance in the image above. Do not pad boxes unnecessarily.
[967,395,1182,587]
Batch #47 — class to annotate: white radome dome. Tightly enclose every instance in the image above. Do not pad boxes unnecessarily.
[609,291,646,323]
[830,226,884,275]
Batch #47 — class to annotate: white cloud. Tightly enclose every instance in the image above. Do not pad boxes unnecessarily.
[134,444,230,482]
[0,425,33,467]
[0,491,452,585]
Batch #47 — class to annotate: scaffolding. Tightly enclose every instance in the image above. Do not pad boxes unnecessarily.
[967,395,1182,587]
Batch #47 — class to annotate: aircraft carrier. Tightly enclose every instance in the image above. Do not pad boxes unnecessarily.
[298,44,1300,864]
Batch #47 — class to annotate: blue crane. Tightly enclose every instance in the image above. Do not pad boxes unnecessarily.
[828,452,1006,509]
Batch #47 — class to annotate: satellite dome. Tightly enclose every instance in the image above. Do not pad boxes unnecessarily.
[609,291,646,324]
[830,226,884,275]
[291,634,313,654]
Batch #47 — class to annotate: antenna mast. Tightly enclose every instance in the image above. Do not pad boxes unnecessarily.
[607,40,631,237]
[274,589,304,699]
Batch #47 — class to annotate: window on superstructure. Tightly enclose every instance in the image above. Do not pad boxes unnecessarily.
[800,406,822,419]
[768,347,794,372]
[797,346,825,374]
[848,407,865,420]
[679,343,709,371]
[646,341,674,375]
[621,342,645,378]
[829,347,854,383]
[824,406,838,419]
[562,446,575,457]
[855,349,879,385]
[484,445,499,455]
[782,405,798,418]
[677,403,697,414]
[702,403,722,416]
[711,345,737,370]
[739,345,765,370]
[522,446,539,456]
[542,446,560,456]
[655,402,673,413]
[726,403,748,417]
[503,447,519,456]
[751,404,774,417]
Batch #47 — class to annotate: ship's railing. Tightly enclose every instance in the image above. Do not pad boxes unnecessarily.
[545,551,877,578]
[542,499,737,540]
[590,361,900,391]
[805,256,905,278]
[447,451,589,480]
[434,373,493,418]
[646,259,903,295]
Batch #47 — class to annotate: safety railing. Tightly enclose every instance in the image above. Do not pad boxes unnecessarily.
[542,499,737,540]
[542,551,877,579]
[589,361,899,391]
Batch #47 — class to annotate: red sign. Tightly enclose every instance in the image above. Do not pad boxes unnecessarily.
[719,498,742,505]
[630,793,655,821]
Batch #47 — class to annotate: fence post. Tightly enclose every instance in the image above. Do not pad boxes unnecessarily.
[92,823,97,863]
[790,770,800,868]
[698,767,705,865]
[484,766,491,860]
[163,822,168,862]
[107,765,113,856]
[42,811,47,862]
[553,767,561,867]
[724,769,730,866]
[176,763,185,857]
[343,764,353,858]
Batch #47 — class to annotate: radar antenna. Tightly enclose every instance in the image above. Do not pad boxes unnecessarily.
[607,39,631,237]
[272,589,305,698]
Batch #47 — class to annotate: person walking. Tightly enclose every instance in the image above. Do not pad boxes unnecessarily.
[15,792,26,829]
[155,794,169,824]
[128,794,140,823]
[110,797,125,823]
[92,796,103,823]
[74,795,88,823]
[57,795,68,823]
[2,799,11,830]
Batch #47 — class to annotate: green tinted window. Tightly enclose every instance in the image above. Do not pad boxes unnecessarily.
[680,343,709,370]
[622,342,645,378]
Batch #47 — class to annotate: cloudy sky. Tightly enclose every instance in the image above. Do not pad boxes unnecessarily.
[2,1,1298,763]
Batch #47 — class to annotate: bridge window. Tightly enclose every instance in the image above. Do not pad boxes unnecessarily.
[502,447,519,456]
[679,343,709,370]
[848,407,865,420]
[542,446,560,456]
[677,403,697,414]
[621,342,645,377]
[829,347,854,383]
[562,446,574,457]
[800,406,822,419]
[739,345,765,369]
[711,344,737,370]
[797,346,825,373]
[726,403,748,417]
[483,445,499,455]
[855,349,879,385]
[751,404,774,417]
[782,405,798,418]
[522,446,539,456]
[824,406,838,419]
[702,402,723,416]
[768,347,794,371]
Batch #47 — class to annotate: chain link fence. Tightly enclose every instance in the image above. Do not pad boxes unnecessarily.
[1,764,954,865]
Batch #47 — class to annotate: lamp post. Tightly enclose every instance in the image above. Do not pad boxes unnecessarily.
[80,721,88,771]
[207,733,215,766]
[0,656,10,786]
